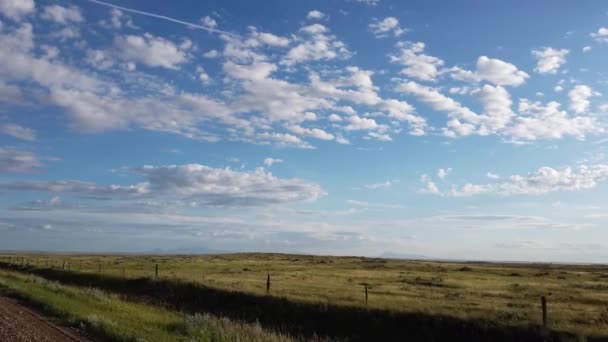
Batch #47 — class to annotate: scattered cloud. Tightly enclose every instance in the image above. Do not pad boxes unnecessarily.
[369,17,405,38]
[0,123,35,141]
[41,5,83,24]
[591,27,608,43]
[532,47,569,74]
[263,157,283,167]
[420,164,608,197]
[437,168,451,180]
[390,42,444,81]
[114,33,189,69]
[568,85,597,114]
[451,56,529,87]
[307,10,325,20]
[0,0,35,20]
[0,164,326,206]
[364,181,391,189]
[0,147,41,173]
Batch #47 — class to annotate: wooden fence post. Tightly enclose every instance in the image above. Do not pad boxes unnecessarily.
[541,296,547,327]
[155,264,158,279]
[365,284,368,306]
[266,274,270,294]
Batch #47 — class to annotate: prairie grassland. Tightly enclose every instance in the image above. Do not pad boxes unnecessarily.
[0,269,295,342]
[3,253,608,338]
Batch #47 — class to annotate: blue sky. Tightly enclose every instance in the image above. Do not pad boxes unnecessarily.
[1,0,608,262]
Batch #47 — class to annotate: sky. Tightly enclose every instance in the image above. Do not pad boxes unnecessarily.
[1,0,608,262]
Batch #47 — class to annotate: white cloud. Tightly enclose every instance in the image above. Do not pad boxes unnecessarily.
[307,10,325,20]
[507,99,599,141]
[203,49,219,58]
[107,8,135,29]
[223,60,277,80]
[390,42,444,81]
[41,5,83,24]
[437,168,451,180]
[0,123,35,141]
[591,27,608,43]
[196,66,210,84]
[451,56,529,87]
[200,15,217,29]
[328,114,342,122]
[364,181,391,189]
[253,31,290,47]
[568,85,597,114]
[0,164,326,206]
[0,147,41,173]
[583,46,591,53]
[282,24,351,65]
[396,81,479,137]
[345,115,378,130]
[418,174,440,194]
[486,172,500,179]
[263,158,283,167]
[368,17,405,38]
[356,0,380,5]
[0,0,35,20]
[286,124,334,140]
[114,33,189,69]
[424,164,608,197]
[532,47,569,74]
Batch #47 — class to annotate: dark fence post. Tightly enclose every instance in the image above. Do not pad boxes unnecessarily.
[541,296,547,327]
[155,264,159,279]
[365,284,368,306]
[266,274,270,294]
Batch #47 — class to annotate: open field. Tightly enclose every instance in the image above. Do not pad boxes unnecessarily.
[1,253,607,340]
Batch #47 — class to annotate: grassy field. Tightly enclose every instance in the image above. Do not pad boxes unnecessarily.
[0,268,296,341]
[2,253,608,339]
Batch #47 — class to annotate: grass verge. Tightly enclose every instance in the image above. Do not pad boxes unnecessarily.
[0,269,296,342]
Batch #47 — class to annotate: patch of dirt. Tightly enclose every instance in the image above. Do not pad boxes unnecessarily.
[0,296,88,342]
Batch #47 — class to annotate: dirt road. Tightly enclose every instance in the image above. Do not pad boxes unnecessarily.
[0,296,88,342]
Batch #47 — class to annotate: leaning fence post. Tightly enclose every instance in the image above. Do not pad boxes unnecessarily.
[541,296,547,327]
[155,264,159,279]
[365,284,368,306]
[266,274,270,294]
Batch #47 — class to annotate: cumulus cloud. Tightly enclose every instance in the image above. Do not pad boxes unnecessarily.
[0,0,35,20]
[0,123,35,141]
[369,17,405,38]
[532,47,569,74]
[114,33,189,69]
[41,5,83,24]
[437,168,451,180]
[263,158,283,167]
[0,164,326,206]
[421,164,608,197]
[568,85,597,114]
[451,56,529,87]
[282,24,351,65]
[307,10,325,20]
[200,15,217,29]
[591,27,608,43]
[390,42,444,81]
[0,147,41,173]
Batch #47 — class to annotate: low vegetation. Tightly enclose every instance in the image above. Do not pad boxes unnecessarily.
[1,253,607,340]
[0,269,295,342]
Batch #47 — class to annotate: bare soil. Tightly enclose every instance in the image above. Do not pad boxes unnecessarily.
[0,296,88,342]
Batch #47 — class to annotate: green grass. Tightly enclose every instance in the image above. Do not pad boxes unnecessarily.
[3,253,608,337]
[0,269,295,342]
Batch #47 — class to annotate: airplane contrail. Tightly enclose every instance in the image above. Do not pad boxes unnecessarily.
[85,0,240,38]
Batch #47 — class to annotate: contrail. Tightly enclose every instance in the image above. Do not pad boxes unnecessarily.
[85,0,240,38]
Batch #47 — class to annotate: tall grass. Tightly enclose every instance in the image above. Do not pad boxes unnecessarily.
[0,270,295,342]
